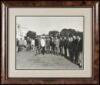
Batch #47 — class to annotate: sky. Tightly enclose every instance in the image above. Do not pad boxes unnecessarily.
[16,17,83,37]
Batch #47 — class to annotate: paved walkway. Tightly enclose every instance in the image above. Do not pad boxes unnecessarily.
[16,50,83,70]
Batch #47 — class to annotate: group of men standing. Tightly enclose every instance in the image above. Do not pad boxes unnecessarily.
[16,32,83,68]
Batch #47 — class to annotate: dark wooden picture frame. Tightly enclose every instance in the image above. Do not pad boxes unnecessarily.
[0,0,99,84]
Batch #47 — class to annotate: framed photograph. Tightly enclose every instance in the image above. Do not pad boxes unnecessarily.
[1,0,99,84]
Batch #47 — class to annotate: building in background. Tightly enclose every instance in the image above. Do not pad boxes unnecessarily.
[16,24,27,40]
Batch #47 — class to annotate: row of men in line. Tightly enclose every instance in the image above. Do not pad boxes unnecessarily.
[16,33,83,67]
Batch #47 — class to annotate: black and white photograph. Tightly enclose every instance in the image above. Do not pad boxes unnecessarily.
[16,16,84,70]
[1,1,99,84]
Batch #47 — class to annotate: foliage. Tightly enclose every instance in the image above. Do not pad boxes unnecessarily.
[49,30,59,37]
[26,31,36,39]
[60,28,76,37]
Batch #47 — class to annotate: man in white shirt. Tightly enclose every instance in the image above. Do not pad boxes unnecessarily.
[40,37,46,55]
[24,39,27,48]
[31,39,35,51]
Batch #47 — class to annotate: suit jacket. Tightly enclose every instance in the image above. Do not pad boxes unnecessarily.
[59,39,64,47]
[64,39,68,48]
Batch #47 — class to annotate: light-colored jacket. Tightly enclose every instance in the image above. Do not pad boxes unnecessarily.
[41,39,46,47]
[24,40,27,46]
[31,39,35,46]
[55,39,59,47]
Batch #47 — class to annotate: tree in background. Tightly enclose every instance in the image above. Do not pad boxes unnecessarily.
[49,30,59,37]
[26,31,36,39]
[60,28,76,37]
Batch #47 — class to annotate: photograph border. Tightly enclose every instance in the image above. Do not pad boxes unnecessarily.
[15,16,84,70]
[0,0,99,84]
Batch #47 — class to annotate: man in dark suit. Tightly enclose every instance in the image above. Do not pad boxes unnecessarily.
[73,32,82,66]
[59,37,64,56]
[72,34,79,64]
[63,36,68,58]
[68,34,74,62]
[46,37,50,54]
[52,37,56,55]
[78,35,83,68]
[35,37,39,56]
[74,35,82,66]
[50,37,54,54]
